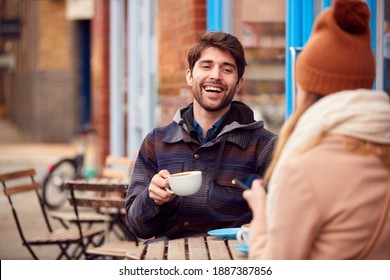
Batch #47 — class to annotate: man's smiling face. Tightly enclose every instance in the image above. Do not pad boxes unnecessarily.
[186,47,243,113]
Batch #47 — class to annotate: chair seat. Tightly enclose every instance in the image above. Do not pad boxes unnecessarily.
[50,211,111,223]
[29,226,105,244]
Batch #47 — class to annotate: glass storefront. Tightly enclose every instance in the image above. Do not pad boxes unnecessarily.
[284,0,389,120]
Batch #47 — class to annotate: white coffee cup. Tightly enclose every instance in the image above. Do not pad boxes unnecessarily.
[236,223,250,245]
[166,171,202,196]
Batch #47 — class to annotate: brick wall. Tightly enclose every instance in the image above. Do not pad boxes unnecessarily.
[35,0,79,142]
[157,0,206,125]
[2,0,35,137]
[2,0,80,142]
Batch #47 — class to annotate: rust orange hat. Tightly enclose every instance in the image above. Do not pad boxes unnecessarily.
[295,0,375,96]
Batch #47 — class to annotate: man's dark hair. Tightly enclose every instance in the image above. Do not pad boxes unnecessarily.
[187,31,247,81]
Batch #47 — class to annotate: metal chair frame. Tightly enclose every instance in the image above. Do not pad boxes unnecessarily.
[1,169,105,260]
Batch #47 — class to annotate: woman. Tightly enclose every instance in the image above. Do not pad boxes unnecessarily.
[244,0,390,259]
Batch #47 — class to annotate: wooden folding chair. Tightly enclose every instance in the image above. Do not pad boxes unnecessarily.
[80,155,145,259]
[0,169,105,260]
[66,177,139,259]
[50,155,135,240]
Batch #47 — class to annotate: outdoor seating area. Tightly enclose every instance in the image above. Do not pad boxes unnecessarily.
[0,167,250,260]
[0,155,141,260]
[3,3,390,280]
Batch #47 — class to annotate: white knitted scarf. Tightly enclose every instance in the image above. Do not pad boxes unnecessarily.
[268,89,390,192]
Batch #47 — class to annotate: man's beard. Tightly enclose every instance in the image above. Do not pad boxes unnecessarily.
[193,85,235,112]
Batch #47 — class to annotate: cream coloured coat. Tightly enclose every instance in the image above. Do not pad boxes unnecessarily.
[249,135,390,259]
[249,90,390,259]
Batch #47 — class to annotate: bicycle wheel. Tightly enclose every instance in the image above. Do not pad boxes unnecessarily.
[42,159,77,209]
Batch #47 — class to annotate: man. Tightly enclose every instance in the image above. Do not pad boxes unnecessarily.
[125,31,277,240]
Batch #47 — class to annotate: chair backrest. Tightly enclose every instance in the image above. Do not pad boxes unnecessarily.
[66,178,128,222]
[67,178,127,209]
[1,169,40,196]
[101,156,135,179]
[0,169,53,241]
[66,178,129,242]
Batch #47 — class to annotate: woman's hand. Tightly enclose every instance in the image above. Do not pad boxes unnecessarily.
[243,179,267,260]
[243,179,267,214]
[148,169,176,205]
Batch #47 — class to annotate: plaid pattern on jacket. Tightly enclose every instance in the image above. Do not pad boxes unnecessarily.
[125,102,277,239]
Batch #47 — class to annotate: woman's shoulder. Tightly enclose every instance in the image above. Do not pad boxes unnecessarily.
[281,134,386,192]
[278,135,357,189]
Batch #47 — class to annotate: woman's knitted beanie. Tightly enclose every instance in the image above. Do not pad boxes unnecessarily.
[295,0,375,95]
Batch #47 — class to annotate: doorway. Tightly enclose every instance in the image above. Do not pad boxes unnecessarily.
[78,20,91,128]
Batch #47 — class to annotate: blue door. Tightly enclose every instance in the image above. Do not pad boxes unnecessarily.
[79,20,91,128]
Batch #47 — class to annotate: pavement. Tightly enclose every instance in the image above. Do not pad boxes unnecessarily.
[0,119,98,259]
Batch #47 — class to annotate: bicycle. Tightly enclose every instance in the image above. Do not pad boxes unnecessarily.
[42,127,96,210]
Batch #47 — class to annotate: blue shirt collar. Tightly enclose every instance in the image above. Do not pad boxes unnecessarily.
[193,112,228,144]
